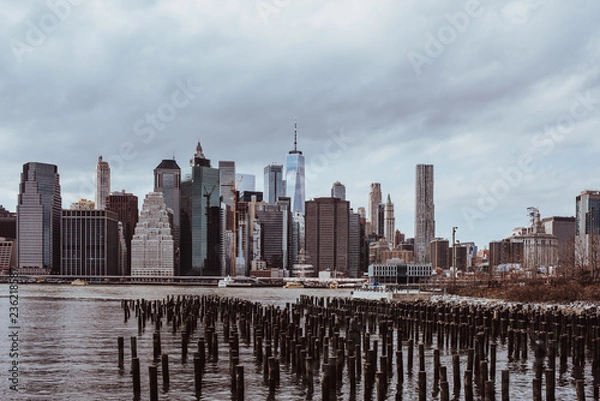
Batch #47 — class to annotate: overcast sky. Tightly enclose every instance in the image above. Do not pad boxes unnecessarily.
[1,0,599,248]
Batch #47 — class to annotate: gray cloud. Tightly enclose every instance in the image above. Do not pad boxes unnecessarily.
[1,0,599,248]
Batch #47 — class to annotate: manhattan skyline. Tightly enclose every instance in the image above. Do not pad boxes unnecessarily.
[1,1,599,248]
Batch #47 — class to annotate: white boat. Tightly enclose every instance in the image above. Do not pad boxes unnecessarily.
[71,279,89,286]
[351,284,431,302]
[217,276,233,287]
[218,276,254,287]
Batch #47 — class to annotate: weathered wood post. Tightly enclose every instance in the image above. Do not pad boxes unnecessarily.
[501,370,509,401]
[118,336,125,370]
[236,365,245,401]
[149,364,158,401]
[161,354,169,392]
[418,370,426,401]
[132,357,141,398]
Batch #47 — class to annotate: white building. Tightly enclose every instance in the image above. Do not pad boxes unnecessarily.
[131,192,174,277]
[95,156,110,210]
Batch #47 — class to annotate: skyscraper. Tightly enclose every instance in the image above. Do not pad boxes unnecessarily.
[219,161,236,211]
[384,194,395,244]
[154,159,181,273]
[61,208,120,276]
[285,120,306,215]
[305,197,350,276]
[255,198,292,270]
[131,192,174,277]
[331,181,346,200]
[575,190,600,269]
[264,163,285,204]
[180,141,221,276]
[106,190,139,275]
[237,173,256,193]
[95,156,110,210]
[414,164,435,264]
[17,162,62,274]
[368,183,382,236]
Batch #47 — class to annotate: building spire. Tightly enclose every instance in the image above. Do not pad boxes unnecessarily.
[289,118,302,155]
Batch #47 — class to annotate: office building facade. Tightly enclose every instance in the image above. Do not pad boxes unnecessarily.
[305,197,350,276]
[331,181,346,201]
[61,209,120,276]
[264,163,285,205]
[154,159,181,273]
[180,141,221,276]
[106,190,139,275]
[368,183,382,236]
[384,194,395,244]
[414,164,435,264]
[576,190,600,269]
[131,192,174,277]
[95,156,110,210]
[17,162,62,275]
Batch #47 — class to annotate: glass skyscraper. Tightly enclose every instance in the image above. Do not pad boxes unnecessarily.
[264,163,285,204]
[285,120,305,215]
[17,162,62,274]
[180,141,221,276]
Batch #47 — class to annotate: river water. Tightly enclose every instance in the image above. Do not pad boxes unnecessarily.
[0,284,594,400]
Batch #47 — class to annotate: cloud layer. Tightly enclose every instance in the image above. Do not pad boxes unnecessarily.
[1,0,599,248]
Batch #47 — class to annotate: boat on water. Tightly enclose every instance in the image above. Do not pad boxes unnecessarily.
[217,276,254,287]
[283,281,305,289]
[351,284,431,302]
[71,279,89,286]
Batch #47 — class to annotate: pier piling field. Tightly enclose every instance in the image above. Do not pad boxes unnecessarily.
[117,295,600,400]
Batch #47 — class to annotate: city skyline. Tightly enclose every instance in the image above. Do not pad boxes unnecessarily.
[1,2,600,248]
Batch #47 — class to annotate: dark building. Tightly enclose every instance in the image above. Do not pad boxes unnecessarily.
[61,209,120,276]
[305,197,350,276]
[349,210,363,278]
[489,238,524,268]
[106,190,139,275]
[154,158,181,274]
[0,206,16,240]
[180,141,221,276]
[240,191,263,203]
[255,198,291,270]
[17,162,62,275]
[430,238,450,270]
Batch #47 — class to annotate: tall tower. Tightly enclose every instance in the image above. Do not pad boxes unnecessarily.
[264,164,285,204]
[285,119,306,215]
[180,141,221,276]
[368,183,382,236]
[414,164,435,263]
[17,162,62,274]
[384,194,395,244]
[95,156,110,210]
[154,158,181,273]
[331,181,346,200]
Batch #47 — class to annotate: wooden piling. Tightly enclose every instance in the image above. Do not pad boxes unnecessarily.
[132,356,141,398]
[118,336,124,370]
[149,364,158,401]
